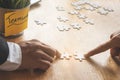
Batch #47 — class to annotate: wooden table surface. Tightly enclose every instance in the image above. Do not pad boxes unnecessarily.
[0,0,120,80]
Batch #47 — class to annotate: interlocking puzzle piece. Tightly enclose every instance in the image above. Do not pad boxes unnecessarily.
[70,23,81,30]
[103,7,114,12]
[84,18,94,25]
[57,16,69,22]
[57,25,71,31]
[97,8,108,15]
[74,52,85,62]
[56,6,65,11]
[68,10,79,15]
[77,14,87,19]
[34,20,47,26]
[74,6,83,10]
[60,53,72,60]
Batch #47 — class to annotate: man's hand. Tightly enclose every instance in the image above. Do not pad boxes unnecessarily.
[17,39,60,71]
[84,30,120,60]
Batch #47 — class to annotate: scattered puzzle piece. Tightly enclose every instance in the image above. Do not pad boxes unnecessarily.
[68,10,79,15]
[57,25,65,31]
[103,7,114,12]
[71,1,87,6]
[34,20,47,26]
[84,6,95,11]
[60,53,72,60]
[89,2,101,9]
[77,14,87,19]
[57,16,69,22]
[74,6,83,10]
[97,8,108,15]
[84,18,94,25]
[70,23,81,30]
[56,6,65,11]
[57,25,71,31]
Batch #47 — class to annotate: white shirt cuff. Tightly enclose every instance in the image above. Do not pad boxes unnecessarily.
[0,42,22,71]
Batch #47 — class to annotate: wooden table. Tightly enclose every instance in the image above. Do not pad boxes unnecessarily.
[0,0,120,80]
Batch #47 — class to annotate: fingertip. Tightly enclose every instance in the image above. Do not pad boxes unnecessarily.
[55,50,61,59]
[84,54,90,58]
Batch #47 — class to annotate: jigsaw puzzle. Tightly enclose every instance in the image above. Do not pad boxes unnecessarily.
[60,52,86,62]
[60,53,72,60]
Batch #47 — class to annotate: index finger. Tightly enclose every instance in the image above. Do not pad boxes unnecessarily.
[84,39,113,58]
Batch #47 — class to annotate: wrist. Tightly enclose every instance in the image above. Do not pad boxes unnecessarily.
[0,42,22,71]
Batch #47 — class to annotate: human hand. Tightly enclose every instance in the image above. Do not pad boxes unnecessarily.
[17,39,60,71]
[84,30,120,60]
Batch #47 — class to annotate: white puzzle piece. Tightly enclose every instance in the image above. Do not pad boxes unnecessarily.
[103,7,114,12]
[84,18,94,25]
[56,6,65,11]
[77,14,87,19]
[57,25,71,31]
[60,53,72,60]
[89,2,101,9]
[71,2,79,6]
[57,25,65,31]
[84,6,95,11]
[70,23,81,30]
[68,10,79,15]
[97,8,108,15]
[71,1,87,6]
[57,16,69,22]
[74,6,83,10]
[34,20,47,26]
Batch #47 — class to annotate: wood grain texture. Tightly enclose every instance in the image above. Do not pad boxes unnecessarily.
[0,0,120,80]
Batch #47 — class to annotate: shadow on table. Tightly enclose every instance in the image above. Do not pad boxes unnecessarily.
[86,56,120,80]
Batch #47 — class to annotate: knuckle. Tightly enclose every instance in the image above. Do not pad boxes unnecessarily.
[110,33,114,39]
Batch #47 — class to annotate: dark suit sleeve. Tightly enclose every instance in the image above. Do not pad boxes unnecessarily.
[0,36,9,65]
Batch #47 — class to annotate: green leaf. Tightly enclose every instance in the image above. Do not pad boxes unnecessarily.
[0,0,30,9]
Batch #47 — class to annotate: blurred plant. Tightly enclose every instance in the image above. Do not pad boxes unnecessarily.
[0,0,30,9]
